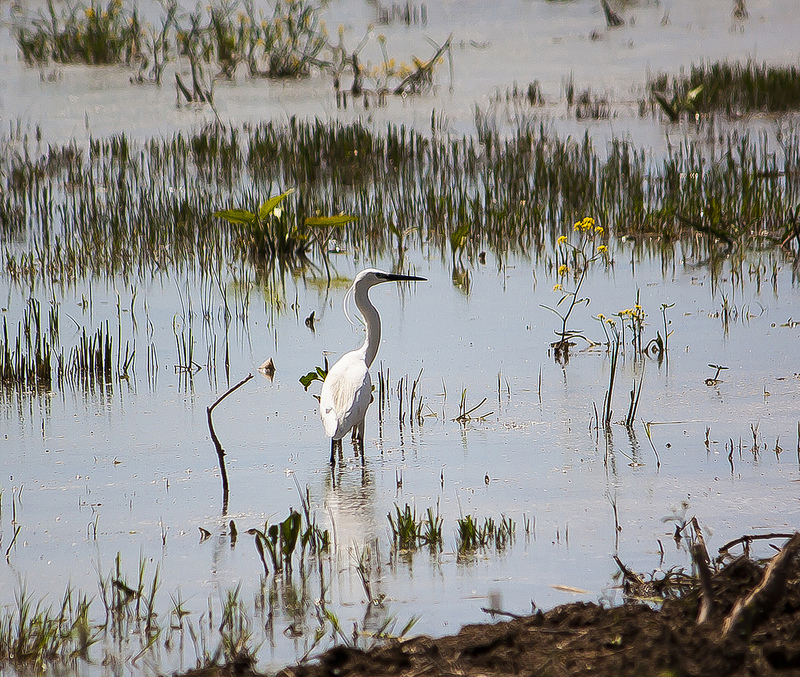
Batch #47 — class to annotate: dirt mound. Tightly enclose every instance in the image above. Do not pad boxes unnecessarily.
[270,533,800,677]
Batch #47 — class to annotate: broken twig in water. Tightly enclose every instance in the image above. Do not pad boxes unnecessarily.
[207,373,254,513]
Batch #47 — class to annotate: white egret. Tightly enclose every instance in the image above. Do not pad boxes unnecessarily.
[319,268,426,463]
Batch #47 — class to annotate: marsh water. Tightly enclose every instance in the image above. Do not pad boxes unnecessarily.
[2,0,800,673]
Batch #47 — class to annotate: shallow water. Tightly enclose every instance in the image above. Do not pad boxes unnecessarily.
[2,0,800,673]
[3,247,800,672]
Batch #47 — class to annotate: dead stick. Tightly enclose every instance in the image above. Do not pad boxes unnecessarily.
[480,607,524,619]
[207,373,254,512]
[689,517,715,624]
[692,544,715,624]
[717,532,796,561]
[613,554,644,588]
[393,35,452,95]
[722,532,800,638]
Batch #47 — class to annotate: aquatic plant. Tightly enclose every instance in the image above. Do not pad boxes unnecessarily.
[13,0,449,113]
[132,0,177,84]
[248,510,303,575]
[387,502,443,551]
[388,503,421,550]
[644,302,674,363]
[456,513,515,553]
[0,586,97,668]
[616,294,646,356]
[251,0,327,78]
[649,61,800,118]
[216,586,257,668]
[0,298,54,390]
[299,360,328,392]
[15,0,143,65]
[420,504,443,547]
[542,216,609,362]
[453,387,492,423]
[215,189,354,271]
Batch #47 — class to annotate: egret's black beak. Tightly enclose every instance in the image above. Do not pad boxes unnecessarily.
[378,272,427,282]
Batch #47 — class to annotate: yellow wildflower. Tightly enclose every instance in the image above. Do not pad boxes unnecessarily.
[557,264,569,276]
[557,235,568,245]
[598,245,608,253]
[553,284,563,292]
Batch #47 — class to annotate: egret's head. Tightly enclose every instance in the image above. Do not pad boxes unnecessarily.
[354,268,427,288]
[344,268,427,324]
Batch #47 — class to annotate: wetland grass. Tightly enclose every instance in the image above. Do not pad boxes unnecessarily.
[0,554,280,673]
[453,388,491,423]
[650,61,800,119]
[0,298,54,390]
[14,0,447,112]
[0,586,96,668]
[15,0,143,66]
[456,514,515,554]
[5,118,800,294]
[386,502,443,551]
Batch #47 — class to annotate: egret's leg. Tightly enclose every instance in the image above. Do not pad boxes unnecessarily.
[330,438,338,465]
[352,420,365,457]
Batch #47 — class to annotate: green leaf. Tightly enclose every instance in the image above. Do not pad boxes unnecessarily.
[305,215,357,227]
[300,370,320,391]
[214,208,257,225]
[259,189,294,220]
[280,511,302,558]
[300,364,328,391]
[686,84,704,103]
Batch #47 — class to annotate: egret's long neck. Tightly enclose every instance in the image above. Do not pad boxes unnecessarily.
[355,285,381,367]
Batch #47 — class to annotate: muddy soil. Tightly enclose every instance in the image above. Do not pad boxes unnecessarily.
[186,534,800,677]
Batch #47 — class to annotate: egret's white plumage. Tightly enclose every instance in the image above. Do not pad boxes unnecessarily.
[319,268,425,463]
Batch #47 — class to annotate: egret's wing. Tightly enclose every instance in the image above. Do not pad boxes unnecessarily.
[319,352,372,440]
